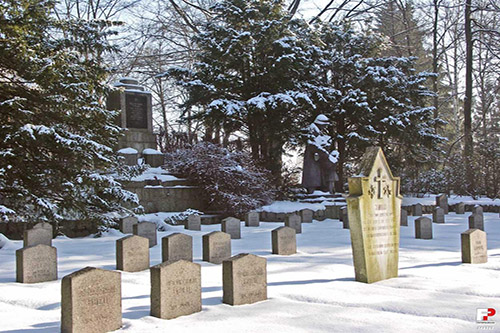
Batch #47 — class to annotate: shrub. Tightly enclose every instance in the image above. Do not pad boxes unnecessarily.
[164,143,275,216]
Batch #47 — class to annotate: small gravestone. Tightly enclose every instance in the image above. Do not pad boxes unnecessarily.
[185,215,201,231]
[413,203,423,216]
[133,222,157,247]
[284,213,302,234]
[314,209,326,221]
[16,244,57,283]
[473,205,484,216]
[468,213,484,231]
[61,267,121,333]
[341,207,349,229]
[272,227,296,255]
[119,216,138,234]
[433,207,445,223]
[221,217,241,239]
[415,217,432,239]
[436,193,449,214]
[116,235,150,272]
[461,229,487,264]
[245,212,260,227]
[222,254,267,306]
[33,222,53,235]
[400,208,408,226]
[346,147,402,283]
[23,228,52,247]
[162,233,193,262]
[325,205,336,219]
[202,231,231,264]
[150,260,201,319]
[456,202,465,214]
[300,209,313,223]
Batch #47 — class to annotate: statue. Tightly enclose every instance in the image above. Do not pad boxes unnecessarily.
[301,114,339,194]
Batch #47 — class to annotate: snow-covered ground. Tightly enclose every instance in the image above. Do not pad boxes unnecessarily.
[1,208,500,332]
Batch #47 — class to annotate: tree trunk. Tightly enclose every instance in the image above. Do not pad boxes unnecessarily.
[432,0,439,128]
[464,0,475,194]
[335,116,346,193]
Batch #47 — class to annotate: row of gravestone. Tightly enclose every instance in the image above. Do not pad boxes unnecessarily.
[61,252,267,332]
[401,206,485,231]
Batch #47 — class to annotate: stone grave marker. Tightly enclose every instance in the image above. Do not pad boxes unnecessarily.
[284,213,302,234]
[61,267,121,333]
[473,205,484,216]
[400,208,408,226]
[116,235,150,272]
[33,222,53,235]
[222,253,267,306]
[413,203,423,216]
[468,213,484,231]
[185,214,201,231]
[133,221,157,247]
[202,231,231,264]
[341,207,349,229]
[23,228,52,247]
[119,216,138,234]
[346,147,402,283]
[461,229,487,264]
[435,193,449,214]
[16,244,57,283]
[245,211,260,227]
[314,209,326,221]
[271,227,296,255]
[415,217,432,239]
[162,233,193,262]
[456,202,465,214]
[150,260,201,319]
[300,209,313,223]
[325,205,336,219]
[221,217,241,239]
[433,207,445,224]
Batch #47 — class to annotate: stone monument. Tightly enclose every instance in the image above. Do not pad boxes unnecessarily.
[202,231,231,264]
[222,254,267,306]
[400,208,408,226]
[433,207,445,223]
[221,217,241,239]
[415,217,432,239]
[468,213,484,231]
[162,233,193,262]
[346,147,402,283]
[245,211,260,227]
[116,235,150,272]
[61,267,122,333]
[456,202,465,214]
[435,194,449,214]
[150,260,202,319]
[461,229,487,264]
[284,213,302,234]
[300,209,313,223]
[107,78,156,160]
[119,216,138,234]
[185,214,201,231]
[271,227,296,255]
[23,228,52,247]
[133,222,157,247]
[16,244,57,283]
[301,114,339,194]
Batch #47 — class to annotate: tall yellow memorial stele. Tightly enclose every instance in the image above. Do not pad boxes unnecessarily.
[347,147,402,283]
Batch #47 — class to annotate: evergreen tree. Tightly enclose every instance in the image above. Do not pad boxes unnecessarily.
[313,24,443,191]
[165,0,319,178]
[0,0,138,226]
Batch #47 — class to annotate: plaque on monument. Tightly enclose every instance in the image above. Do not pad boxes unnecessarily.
[346,147,402,283]
[125,93,148,129]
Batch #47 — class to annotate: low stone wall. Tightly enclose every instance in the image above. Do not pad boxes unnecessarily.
[402,204,500,214]
[130,186,208,214]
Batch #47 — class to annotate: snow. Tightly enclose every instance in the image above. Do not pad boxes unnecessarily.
[1,201,500,332]
[142,148,163,155]
[117,148,138,155]
[129,167,181,182]
[402,194,500,207]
